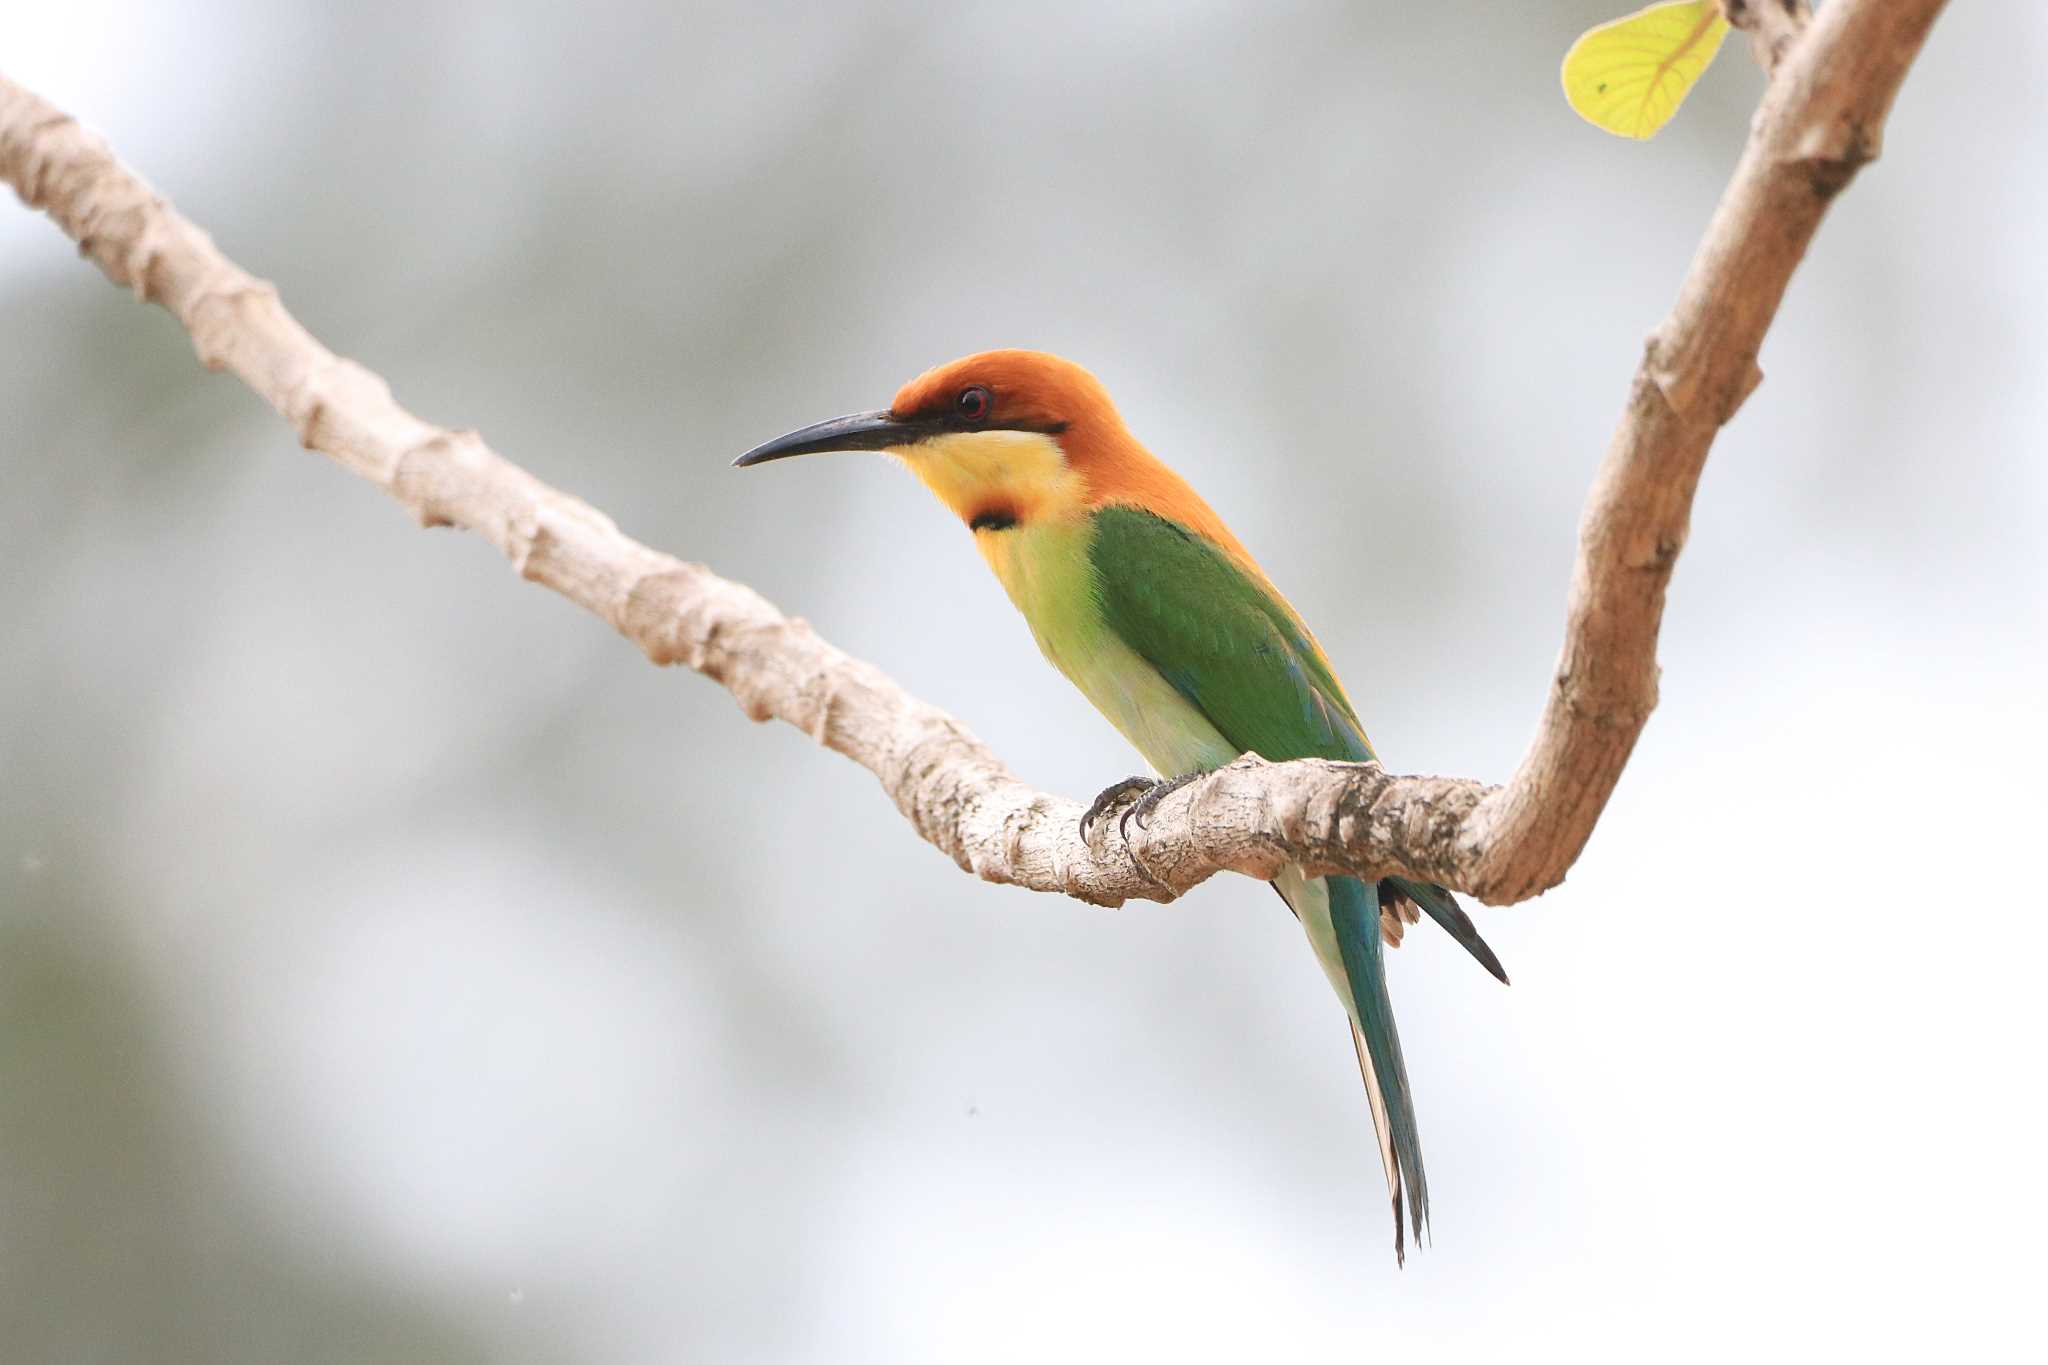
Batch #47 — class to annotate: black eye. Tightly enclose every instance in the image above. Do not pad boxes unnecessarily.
[956,385,992,423]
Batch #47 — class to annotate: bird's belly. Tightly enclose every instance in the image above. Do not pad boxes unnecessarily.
[1052,631,1239,777]
[982,517,1238,778]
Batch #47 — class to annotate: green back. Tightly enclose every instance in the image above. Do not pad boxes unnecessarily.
[1087,505,1375,765]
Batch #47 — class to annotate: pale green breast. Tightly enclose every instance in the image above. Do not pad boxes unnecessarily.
[977,513,1238,779]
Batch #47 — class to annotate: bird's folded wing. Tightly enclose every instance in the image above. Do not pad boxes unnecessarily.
[1087,503,1375,765]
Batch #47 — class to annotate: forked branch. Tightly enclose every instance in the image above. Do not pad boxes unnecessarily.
[0,0,1946,907]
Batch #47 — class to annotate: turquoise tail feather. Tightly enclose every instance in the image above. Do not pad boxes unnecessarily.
[1329,874,1429,1261]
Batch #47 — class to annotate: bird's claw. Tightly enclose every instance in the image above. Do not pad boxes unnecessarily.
[1079,776,1153,841]
[1080,772,1207,844]
[1118,771,1202,840]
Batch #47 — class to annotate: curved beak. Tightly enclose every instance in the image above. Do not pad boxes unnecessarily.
[731,410,941,468]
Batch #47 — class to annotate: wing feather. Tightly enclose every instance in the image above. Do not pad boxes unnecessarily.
[1088,505,1372,765]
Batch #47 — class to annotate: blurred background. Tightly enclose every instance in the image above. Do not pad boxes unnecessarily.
[4,2,2043,1360]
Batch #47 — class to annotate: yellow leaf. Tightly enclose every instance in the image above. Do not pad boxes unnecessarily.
[1562,0,1731,140]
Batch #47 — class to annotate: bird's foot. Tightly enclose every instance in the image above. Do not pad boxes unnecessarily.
[1080,772,1208,844]
[1079,776,1153,841]
[1116,771,1205,841]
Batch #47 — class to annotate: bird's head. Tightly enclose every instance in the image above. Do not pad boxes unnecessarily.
[733,349,1127,533]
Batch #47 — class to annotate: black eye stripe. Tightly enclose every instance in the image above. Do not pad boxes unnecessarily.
[912,387,1066,438]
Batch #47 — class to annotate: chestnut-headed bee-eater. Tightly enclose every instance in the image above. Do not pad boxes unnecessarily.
[735,349,1506,1262]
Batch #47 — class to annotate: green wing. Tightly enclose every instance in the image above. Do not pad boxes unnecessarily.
[1089,505,1507,985]
[1087,505,1375,765]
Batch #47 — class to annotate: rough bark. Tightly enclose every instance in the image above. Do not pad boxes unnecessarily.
[0,0,1946,908]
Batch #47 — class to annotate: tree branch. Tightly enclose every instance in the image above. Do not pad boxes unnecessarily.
[1723,0,1814,75]
[0,0,1945,909]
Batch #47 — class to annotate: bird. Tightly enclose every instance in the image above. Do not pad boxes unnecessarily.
[733,349,1506,1262]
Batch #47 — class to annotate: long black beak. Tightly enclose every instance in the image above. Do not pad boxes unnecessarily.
[731,410,941,468]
